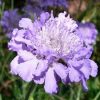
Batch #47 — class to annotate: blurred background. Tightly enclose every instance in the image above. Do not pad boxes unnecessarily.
[0,0,100,100]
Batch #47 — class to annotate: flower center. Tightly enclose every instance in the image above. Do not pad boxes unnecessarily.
[32,12,83,56]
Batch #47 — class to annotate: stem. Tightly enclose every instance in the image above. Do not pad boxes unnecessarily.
[25,82,34,100]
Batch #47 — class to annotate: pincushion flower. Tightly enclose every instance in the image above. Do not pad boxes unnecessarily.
[0,9,21,38]
[23,5,43,19]
[8,11,98,94]
[76,22,98,46]
[27,0,68,8]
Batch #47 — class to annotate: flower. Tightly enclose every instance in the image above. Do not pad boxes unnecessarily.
[0,0,2,6]
[76,22,98,46]
[23,5,43,19]
[39,0,69,8]
[0,9,21,38]
[9,11,98,94]
[27,0,68,8]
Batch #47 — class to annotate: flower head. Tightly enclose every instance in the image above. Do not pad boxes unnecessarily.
[27,0,68,8]
[76,22,98,46]
[9,12,98,94]
[0,9,21,38]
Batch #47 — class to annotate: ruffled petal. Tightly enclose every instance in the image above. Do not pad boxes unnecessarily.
[81,77,88,91]
[8,40,22,51]
[18,50,35,61]
[17,57,39,82]
[34,77,45,84]
[74,47,93,59]
[19,18,33,30]
[68,67,80,82]
[80,60,91,80]
[10,56,19,75]
[89,60,98,77]
[44,67,58,94]
[33,60,48,84]
[68,59,83,68]
[34,60,48,76]
[53,62,67,83]
[15,36,32,45]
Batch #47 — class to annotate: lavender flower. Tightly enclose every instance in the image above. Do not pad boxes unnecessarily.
[39,0,68,8]
[8,12,98,94]
[27,0,68,8]
[76,22,98,46]
[23,5,43,19]
[0,9,21,38]
[0,0,2,5]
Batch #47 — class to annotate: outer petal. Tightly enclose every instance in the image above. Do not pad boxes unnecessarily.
[74,47,93,59]
[15,36,32,45]
[89,60,98,77]
[19,18,33,30]
[80,60,91,80]
[81,76,88,91]
[68,59,83,68]
[18,50,35,61]
[8,40,22,51]
[68,67,80,82]
[44,67,58,94]
[34,77,45,84]
[10,56,19,75]
[33,60,48,84]
[17,57,39,82]
[53,62,67,83]
[34,60,48,76]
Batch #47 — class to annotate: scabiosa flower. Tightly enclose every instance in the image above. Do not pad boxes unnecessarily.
[23,5,43,19]
[8,11,98,94]
[39,0,69,8]
[0,9,21,38]
[76,22,98,46]
[0,0,2,6]
[27,0,68,8]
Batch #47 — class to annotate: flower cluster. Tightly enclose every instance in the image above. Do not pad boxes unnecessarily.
[0,9,21,38]
[8,12,98,94]
[76,22,98,46]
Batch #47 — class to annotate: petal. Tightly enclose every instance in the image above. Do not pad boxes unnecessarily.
[19,18,33,29]
[81,77,88,91]
[15,37,32,45]
[80,60,91,80]
[68,59,83,68]
[34,60,48,76]
[89,60,98,77]
[74,47,93,59]
[18,50,34,61]
[8,40,22,51]
[12,28,18,36]
[53,62,67,83]
[17,57,39,82]
[10,56,19,75]
[33,60,48,84]
[40,12,50,24]
[34,77,45,84]
[44,67,58,94]
[68,67,80,82]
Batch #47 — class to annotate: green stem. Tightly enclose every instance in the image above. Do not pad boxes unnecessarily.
[25,82,34,100]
